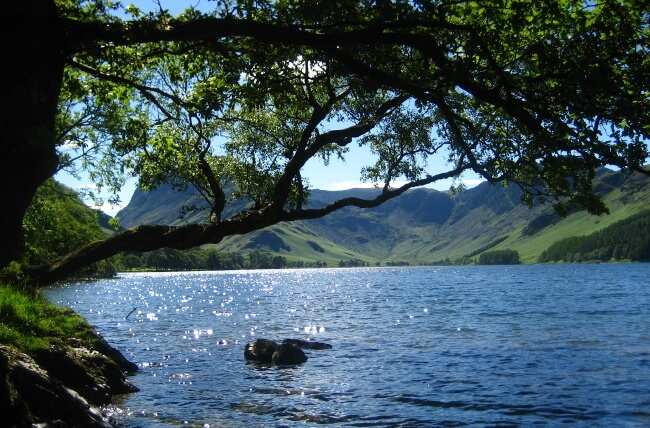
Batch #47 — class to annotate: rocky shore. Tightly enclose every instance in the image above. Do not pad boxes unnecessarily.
[0,288,138,427]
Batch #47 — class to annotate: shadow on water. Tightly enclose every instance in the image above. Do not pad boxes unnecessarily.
[392,395,604,421]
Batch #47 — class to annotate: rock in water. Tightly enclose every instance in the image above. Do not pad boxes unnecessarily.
[244,339,308,365]
[272,343,308,365]
[244,339,278,364]
[282,338,333,350]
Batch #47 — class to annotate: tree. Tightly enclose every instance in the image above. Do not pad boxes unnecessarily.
[477,249,520,265]
[4,1,648,282]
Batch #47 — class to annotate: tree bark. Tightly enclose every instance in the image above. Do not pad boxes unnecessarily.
[1,1,64,268]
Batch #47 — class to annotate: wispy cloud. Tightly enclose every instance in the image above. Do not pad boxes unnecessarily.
[91,201,126,217]
[461,178,485,188]
[77,183,98,191]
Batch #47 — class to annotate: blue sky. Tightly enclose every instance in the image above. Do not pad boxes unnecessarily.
[56,143,482,215]
[55,0,482,215]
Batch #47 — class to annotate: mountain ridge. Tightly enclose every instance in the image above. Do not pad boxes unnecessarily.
[116,169,650,264]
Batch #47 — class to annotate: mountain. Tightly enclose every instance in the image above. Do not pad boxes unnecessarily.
[116,169,650,264]
[21,179,117,276]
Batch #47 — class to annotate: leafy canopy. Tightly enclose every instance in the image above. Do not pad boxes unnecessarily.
[55,0,648,220]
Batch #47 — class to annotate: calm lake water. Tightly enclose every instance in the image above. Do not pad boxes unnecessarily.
[44,264,650,427]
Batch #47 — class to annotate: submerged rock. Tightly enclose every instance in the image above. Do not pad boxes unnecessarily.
[282,338,333,350]
[244,338,332,366]
[272,343,308,365]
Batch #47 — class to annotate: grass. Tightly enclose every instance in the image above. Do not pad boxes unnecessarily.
[0,284,96,353]
[388,181,650,264]
[499,186,650,263]
[213,222,377,266]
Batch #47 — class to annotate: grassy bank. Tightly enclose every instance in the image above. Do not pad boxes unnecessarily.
[0,283,139,427]
[0,284,98,353]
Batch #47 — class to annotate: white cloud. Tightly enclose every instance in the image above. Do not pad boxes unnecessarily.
[287,55,326,78]
[91,201,126,217]
[58,141,95,151]
[58,142,78,151]
[461,178,485,188]
[77,183,98,191]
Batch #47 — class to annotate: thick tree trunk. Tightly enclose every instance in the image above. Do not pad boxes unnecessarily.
[1,2,64,268]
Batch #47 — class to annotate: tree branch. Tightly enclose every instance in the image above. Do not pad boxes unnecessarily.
[63,17,460,50]
[282,163,467,221]
[28,161,466,284]
[325,48,558,144]
[198,157,226,222]
[27,209,274,284]
[67,59,185,119]
[65,17,566,144]
[271,87,353,207]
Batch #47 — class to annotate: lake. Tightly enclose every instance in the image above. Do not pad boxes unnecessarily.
[44,264,650,427]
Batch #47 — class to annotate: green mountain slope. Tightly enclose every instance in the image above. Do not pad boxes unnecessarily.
[539,209,650,262]
[116,169,650,264]
[206,223,375,266]
[18,180,116,276]
[497,172,650,262]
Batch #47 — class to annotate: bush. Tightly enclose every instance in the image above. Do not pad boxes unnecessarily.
[478,249,521,265]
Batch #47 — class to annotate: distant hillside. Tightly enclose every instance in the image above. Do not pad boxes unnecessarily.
[539,210,650,263]
[20,180,116,277]
[116,169,650,265]
[116,184,209,227]
[117,183,247,227]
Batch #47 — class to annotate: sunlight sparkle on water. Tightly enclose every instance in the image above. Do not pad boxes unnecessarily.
[44,266,650,427]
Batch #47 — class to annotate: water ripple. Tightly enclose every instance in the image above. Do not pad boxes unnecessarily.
[44,264,650,427]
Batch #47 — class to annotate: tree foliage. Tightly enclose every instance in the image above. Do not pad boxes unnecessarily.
[114,248,327,270]
[477,249,521,265]
[13,0,650,280]
[20,180,115,277]
[57,0,649,213]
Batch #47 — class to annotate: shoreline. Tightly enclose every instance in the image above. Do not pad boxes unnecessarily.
[112,259,643,274]
[0,285,138,427]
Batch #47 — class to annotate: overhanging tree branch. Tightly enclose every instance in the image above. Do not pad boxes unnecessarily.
[63,17,463,50]
[283,163,467,221]
[68,59,186,119]
[28,161,466,284]
[270,93,408,211]
[64,15,565,142]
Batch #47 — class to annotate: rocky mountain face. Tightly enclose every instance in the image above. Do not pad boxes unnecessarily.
[116,169,650,264]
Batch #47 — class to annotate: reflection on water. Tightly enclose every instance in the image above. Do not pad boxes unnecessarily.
[45,265,650,427]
